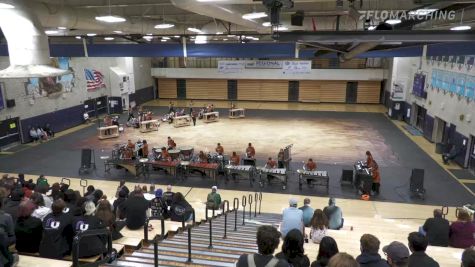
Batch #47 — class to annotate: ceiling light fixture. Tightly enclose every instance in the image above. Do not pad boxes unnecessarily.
[174,35,180,38]
[161,39,167,42]
[155,23,175,29]
[276,26,288,31]
[216,32,223,35]
[227,34,236,37]
[113,30,123,34]
[75,36,82,39]
[143,36,153,41]
[104,37,114,41]
[386,19,401,25]
[162,37,170,40]
[0,3,14,9]
[57,27,67,30]
[450,25,471,31]
[87,33,97,37]
[368,25,377,30]
[45,30,59,35]
[223,38,228,41]
[95,0,126,23]
[146,33,153,36]
[187,27,204,33]
[242,12,267,20]
[195,35,207,44]
[262,22,271,27]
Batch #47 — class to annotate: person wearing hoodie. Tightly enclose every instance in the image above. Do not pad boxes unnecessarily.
[407,232,439,267]
[0,198,15,246]
[113,189,128,220]
[72,201,107,258]
[3,189,24,222]
[31,192,52,221]
[356,234,390,267]
[14,199,43,253]
[150,188,169,219]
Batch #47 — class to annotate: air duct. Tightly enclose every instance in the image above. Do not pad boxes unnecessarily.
[0,0,69,78]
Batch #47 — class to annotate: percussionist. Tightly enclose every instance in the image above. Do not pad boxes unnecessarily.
[246,143,256,158]
[265,157,277,169]
[160,147,170,161]
[167,137,177,150]
[230,151,240,166]
[215,143,224,155]
[198,151,208,163]
[277,149,285,168]
[103,115,113,135]
[366,151,381,195]
[142,140,149,158]
[305,158,317,171]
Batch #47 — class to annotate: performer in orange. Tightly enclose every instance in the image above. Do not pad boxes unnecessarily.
[127,140,135,150]
[167,137,176,150]
[142,140,149,158]
[366,151,374,166]
[366,151,381,195]
[215,143,224,155]
[198,151,208,163]
[265,157,277,169]
[160,147,170,161]
[145,111,153,121]
[246,143,256,158]
[305,158,317,171]
[230,152,240,166]
[277,149,285,168]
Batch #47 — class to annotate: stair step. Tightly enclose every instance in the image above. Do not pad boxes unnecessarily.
[145,242,255,254]
[173,233,257,245]
[192,228,257,238]
[116,256,212,267]
[130,252,235,266]
[132,248,239,262]
[161,239,257,252]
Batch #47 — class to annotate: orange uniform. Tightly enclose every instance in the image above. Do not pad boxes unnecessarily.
[231,155,240,165]
[216,145,224,155]
[168,139,176,149]
[246,146,255,158]
[142,143,149,157]
[266,159,277,169]
[306,161,317,171]
[368,160,381,183]
[161,150,170,161]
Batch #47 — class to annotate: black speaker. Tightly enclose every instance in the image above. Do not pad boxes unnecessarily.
[291,11,304,26]
[341,169,353,184]
[6,99,15,108]
[243,158,256,166]
[410,168,425,192]
[81,149,93,168]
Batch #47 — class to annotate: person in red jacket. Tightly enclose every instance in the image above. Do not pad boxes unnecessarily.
[449,209,475,248]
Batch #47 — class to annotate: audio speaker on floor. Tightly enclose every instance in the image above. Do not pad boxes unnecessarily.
[79,148,96,175]
[340,169,353,185]
[6,99,15,108]
[410,168,425,200]
[291,11,304,26]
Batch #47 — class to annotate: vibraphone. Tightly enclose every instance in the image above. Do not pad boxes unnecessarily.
[203,112,219,123]
[229,108,245,119]
[257,167,287,190]
[188,162,220,183]
[297,170,329,192]
[105,158,146,177]
[225,165,256,186]
[174,115,191,128]
[151,160,180,178]
[139,119,159,133]
[354,161,373,194]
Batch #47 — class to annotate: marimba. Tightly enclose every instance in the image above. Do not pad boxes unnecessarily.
[151,160,180,178]
[229,108,245,119]
[139,120,159,133]
[203,112,219,123]
[104,158,146,177]
[225,165,256,186]
[297,169,330,192]
[188,162,219,183]
[98,125,119,140]
[174,115,191,128]
[257,167,287,190]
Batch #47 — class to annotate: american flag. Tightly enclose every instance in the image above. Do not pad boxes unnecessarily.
[84,68,105,91]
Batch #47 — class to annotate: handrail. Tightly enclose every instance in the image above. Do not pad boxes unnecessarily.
[61,177,71,186]
[153,234,159,267]
[205,206,214,249]
[144,216,165,242]
[182,208,196,229]
[80,178,88,195]
[233,198,239,231]
[242,195,247,226]
[72,228,112,267]
[442,206,449,219]
[222,200,230,239]
[183,208,195,263]
[258,192,262,215]
[254,192,258,217]
[248,194,253,218]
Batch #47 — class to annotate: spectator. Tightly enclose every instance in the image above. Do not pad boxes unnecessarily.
[115,180,130,198]
[29,126,39,142]
[461,247,475,267]
[280,198,304,238]
[310,209,328,244]
[328,253,358,267]
[86,189,104,205]
[49,183,64,201]
[96,200,124,241]
[113,188,128,219]
[323,198,344,230]
[449,209,475,248]
[3,188,24,222]
[236,225,288,267]
[72,201,107,258]
[15,199,43,253]
[383,241,410,267]
[43,123,54,138]
[63,189,79,216]
[407,232,439,267]
[84,185,95,197]
[35,183,52,209]
[206,186,222,210]
[83,111,90,123]
[123,188,150,230]
[311,236,339,267]
[36,126,47,141]
[421,209,449,247]
[163,185,175,207]
[74,197,87,217]
[39,199,74,259]
[299,198,314,227]
[0,198,15,246]
[36,174,48,187]
[0,232,18,267]
[276,229,310,267]
[150,189,168,219]
[31,192,52,221]
[170,192,193,223]
[356,234,389,267]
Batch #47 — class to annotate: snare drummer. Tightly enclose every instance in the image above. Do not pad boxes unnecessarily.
[245,143,256,158]
[198,151,208,163]
[265,157,277,169]
[277,149,285,168]
[215,143,224,155]
[160,147,171,161]
[230,151,240,166]
[142,140,149,158]
[305,158,317,171]
[167,137,177,150]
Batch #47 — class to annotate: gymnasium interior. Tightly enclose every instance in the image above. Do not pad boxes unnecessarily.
[0,0,474,266]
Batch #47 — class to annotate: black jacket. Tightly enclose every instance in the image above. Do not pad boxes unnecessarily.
[39,213,74,259]
[170,199,192,222]
[3,200,20,222]
[15,216,43,253]
[73,215,107,258]
[150,197,169,219]
[423,217,450,247]
[356,252,390,267]
[123,195,150,230]
[408,251,439,267]
[276,251,310,267]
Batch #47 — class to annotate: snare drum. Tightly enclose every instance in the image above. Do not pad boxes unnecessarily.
[168,149,181,160]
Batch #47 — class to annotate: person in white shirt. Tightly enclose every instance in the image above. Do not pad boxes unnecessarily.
[29,127,39,142]
[83,112,90,123]
[31,192,52,221]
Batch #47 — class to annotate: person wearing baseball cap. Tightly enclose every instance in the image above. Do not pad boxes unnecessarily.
[280,198,304,238]
[206,186,222,210]
[383,241,410,267]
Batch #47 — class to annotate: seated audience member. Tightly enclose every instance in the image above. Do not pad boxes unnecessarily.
[206,186,222,210]
[4,188,24,222]
[84,185,95,197]
[310,209,328,244]
[43,123,54,138]
[163,185,175,207]
[276,229,310,267]
[49,183,64,201]
[461,247,475,267]
[36,126,47,141]
[311,236,339,267]
[449,209,475,248]
[115,180,130,198]
[73,201,107,258]
[170,192,193,222]
[36,174,49,187]
[328,253,359,267]
[29,126,39,142]
[35,184,52,209]
[63,189,79,216]
[15,199,43,253]
[74,197,87,217]
[323,198,344,230]
[86,189,104,205]
[356,234,389,267]
[96,200,124,241]
[281,198,304,238]
[150,189,168,219]
[442,145,458,164]
[39,199,74,259]
[0,232,18,267]
[31,192,52,221]
[236,225,288,267]
[407,232,439,267]
[299,198,314,227]
[421,209,449,247]
[383,241,410,267]
[113,189,128,219]
[123,188,150,230]
[0,199,15,246]
[83,111,90,123]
